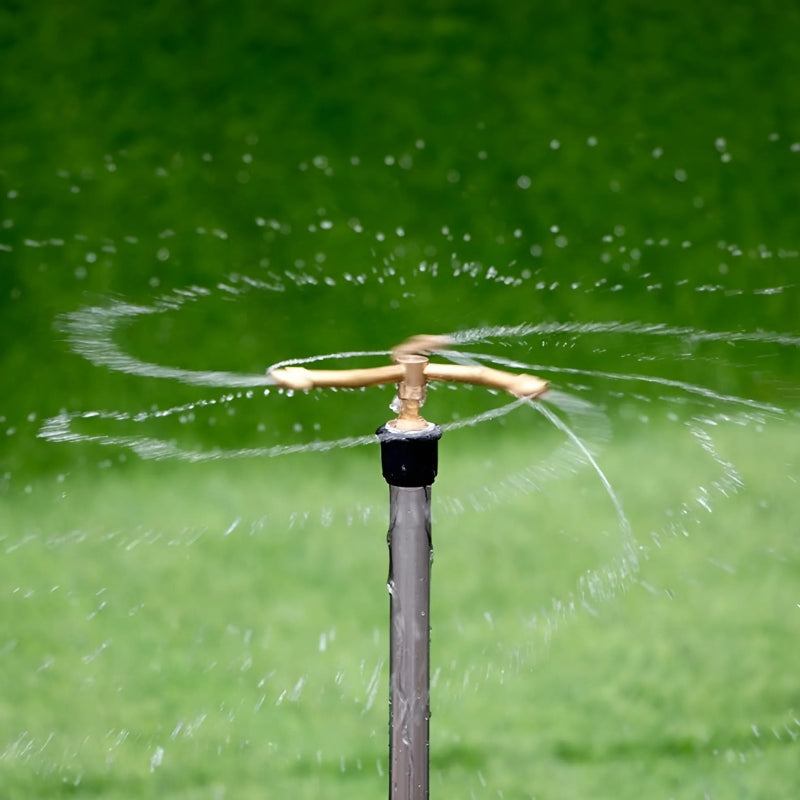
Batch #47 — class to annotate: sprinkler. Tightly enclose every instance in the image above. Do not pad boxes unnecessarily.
[270,335,549,800]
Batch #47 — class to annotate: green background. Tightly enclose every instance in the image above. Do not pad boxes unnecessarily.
[2,2,800,798]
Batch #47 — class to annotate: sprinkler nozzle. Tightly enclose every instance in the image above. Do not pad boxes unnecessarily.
[391,334,452,363]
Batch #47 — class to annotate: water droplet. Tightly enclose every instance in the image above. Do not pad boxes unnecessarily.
[149,745,164,772]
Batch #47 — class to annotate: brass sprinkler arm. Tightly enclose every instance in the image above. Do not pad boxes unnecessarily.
[270,334,549,431]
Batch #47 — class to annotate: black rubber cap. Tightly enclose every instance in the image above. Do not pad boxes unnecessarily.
[376,423,443,488]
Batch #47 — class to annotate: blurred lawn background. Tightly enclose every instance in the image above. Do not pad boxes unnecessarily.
[2,1,800,797]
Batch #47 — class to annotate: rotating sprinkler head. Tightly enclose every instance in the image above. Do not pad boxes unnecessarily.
[269,333,549,430]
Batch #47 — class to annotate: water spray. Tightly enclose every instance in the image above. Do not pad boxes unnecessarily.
[271,335,549,800]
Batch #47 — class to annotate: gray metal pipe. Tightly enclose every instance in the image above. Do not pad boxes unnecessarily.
[377,422,442,800]
[387,485,432,799]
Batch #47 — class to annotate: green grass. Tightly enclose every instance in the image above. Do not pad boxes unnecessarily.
[1,413,798,798]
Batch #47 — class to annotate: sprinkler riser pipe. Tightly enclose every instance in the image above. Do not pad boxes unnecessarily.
[387,485,432,800]
[377,423,442,800]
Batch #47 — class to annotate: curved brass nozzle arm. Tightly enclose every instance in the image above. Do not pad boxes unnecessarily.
[269,335,549,431]
[268,364,405,391]
[423,363,548,398]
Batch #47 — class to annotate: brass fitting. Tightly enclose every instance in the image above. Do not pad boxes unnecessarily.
[393,354,430,432]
